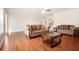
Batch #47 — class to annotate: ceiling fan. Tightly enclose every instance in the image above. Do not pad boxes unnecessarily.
[37,8,52,12]
[45,9,51,11]
[36,8,53,16]
[40,8,52,14]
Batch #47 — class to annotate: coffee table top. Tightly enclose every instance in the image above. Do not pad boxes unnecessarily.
[42,32,61,38]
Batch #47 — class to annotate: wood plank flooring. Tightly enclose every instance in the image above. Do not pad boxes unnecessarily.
[0,33,5,50]
[1,32,79,51]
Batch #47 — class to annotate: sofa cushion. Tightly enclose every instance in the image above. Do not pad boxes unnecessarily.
[36,25,41,30]
[57,29,74,35]
[32,30,44,33]
[31,25,36,31]
[63,25,70,30]
[58,25,64,29]
[32,31,42,35]
[58,25,70,30]
[70,25,75,30]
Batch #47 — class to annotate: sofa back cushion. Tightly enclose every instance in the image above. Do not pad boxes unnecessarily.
[36,25,41,30]
[58,25,74,30]
[58,25,64,29]
[58,25,69,30]
[63,25,70,30]
[28,25,44,31]
[31,25,36,31]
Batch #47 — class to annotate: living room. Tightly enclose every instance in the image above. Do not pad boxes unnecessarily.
[0,8,79,51]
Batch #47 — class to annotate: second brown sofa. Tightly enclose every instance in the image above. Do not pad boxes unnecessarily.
[54,25,75,36]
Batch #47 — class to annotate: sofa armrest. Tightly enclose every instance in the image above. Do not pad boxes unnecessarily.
[25,27,29,36]
[53,27,58,32]
[25,25,31,36]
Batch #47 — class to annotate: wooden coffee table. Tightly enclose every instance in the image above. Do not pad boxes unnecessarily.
[41,32,62,47]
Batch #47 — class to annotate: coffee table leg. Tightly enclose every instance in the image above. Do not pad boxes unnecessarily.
[41,35,44,43]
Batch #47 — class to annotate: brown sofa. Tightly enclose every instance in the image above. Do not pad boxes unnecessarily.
[54,25,75,36]
[27,25,47,38]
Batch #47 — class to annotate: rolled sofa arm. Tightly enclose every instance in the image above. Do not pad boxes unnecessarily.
[25,25,29,36]
[53,26,58,32]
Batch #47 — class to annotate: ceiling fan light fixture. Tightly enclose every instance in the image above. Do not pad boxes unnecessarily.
[46,9,51,11]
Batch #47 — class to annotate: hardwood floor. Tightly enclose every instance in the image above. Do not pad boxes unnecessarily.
[1,32,79,51]
[0,33,5,50]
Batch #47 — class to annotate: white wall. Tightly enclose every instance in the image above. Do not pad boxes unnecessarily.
[8,9,79,32]
[0,8,4,35]
[8,9,42,32]
[53,9,79,27]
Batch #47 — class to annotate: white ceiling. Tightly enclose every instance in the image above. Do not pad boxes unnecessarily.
[6,8,76,18]
[46,8,74,13]
[6,8,77,19]
[7,8,75,14]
